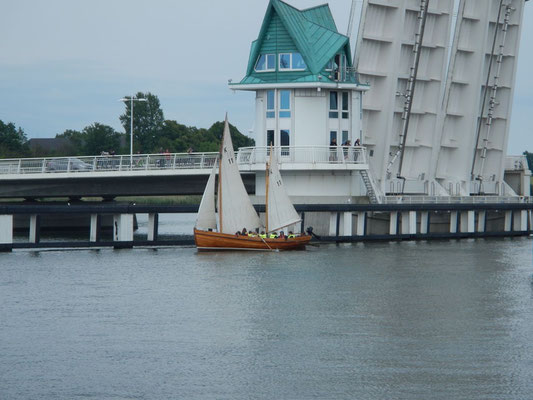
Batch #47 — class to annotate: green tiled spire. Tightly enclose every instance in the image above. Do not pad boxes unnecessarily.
[238,0,356,86]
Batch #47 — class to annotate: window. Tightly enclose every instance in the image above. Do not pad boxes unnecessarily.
[342,131,349,144]
[279,90,291,118]
[267,130,275,147]
[279,53,307,71]
[281,130,290,146]
[326,59,336,71]
[279,54,291,70]
[330,131,337,144]
[281,129,290,156]
[329,91,338,118]
[292,53,306,69]
[342,92,349,119]
[266,90,275,118]
[255,54,275,72]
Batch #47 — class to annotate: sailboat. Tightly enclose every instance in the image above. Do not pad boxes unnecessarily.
[194,117,311,250]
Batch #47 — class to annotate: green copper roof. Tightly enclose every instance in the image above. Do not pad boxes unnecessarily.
[241,0,354,84]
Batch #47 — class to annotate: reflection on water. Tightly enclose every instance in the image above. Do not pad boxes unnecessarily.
[1,219,532,399]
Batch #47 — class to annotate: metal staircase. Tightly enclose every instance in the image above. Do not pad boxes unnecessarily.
[360,169,380,204]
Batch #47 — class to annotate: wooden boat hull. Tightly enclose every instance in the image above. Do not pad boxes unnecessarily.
[194,228,311,250]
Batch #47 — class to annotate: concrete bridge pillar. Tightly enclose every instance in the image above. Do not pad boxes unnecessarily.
[401,211,416,235]
[29,215,40,243]
[0,215,13,251]
[355,212,364,236]
[90,214,101,242]
[389,211,398,235]
[420,211,429,234]
[329,213,337,236]
[477,211,486,232]
[147,213,159,241]
[460,211,475,233]
[504,211,512,232]
[450,211,458,233]
[513,210,528,232]
[113,214,134,248]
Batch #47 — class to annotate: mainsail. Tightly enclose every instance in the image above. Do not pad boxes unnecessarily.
[266,149,301,232]
[218,118,263,234]
[195,162,217,231]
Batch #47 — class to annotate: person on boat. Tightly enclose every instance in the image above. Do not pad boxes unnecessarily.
[241,228,247,236]
[259,231,267,238]
[235,231,241,236]
[269,232,277,239]
[288,231,295,239]
[279,231,286,240]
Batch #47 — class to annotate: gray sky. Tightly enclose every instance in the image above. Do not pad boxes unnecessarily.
[0,0,531,154]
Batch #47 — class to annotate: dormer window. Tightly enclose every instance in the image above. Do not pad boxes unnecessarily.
[279,52,307,71]
[255,54,275,72]
[325,59,336,71]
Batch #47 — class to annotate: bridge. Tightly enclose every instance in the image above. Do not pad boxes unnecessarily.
[0,146,368,199]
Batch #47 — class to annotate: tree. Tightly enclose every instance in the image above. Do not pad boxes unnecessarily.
[0,120,29,158]
[56,125,122,156]
[207,121,255,150]
[56,129,84,155]
[82,123,122,156]
[119,92,164,153]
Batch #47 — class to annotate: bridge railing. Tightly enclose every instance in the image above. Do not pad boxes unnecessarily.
[0,146,368,176]
[236,146,367,165]
[0,153,220,175]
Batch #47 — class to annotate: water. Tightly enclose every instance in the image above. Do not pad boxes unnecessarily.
[1,222,533,399]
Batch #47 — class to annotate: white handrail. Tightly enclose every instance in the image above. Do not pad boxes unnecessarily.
[0,146,368,176]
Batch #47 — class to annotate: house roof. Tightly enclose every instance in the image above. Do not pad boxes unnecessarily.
[245,0,352,77]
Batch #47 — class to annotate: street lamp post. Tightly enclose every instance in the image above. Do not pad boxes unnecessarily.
[120,95,147,169]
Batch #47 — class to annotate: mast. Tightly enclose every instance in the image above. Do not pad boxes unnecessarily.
[265,147,272,233]
[218,117,225,233]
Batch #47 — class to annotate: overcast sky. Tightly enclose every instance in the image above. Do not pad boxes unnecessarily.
[0,0,531,154]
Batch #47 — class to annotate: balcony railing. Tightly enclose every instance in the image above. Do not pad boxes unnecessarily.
[237,146,367,166]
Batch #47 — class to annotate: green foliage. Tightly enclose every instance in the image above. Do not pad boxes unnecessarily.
[156,120,254,153]
[82,123,122,156]
[56,124,122,156]
[0,120,29,158]
[119,92,164,153]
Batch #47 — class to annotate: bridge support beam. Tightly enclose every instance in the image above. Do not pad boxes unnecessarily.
[513,210,528,232]
[460,211,475,233]
[504,211,512,232]
[148,213,159,241]
[420,211,429,234]
[401,211,416,235]
[354,212,364,236]
[0,215,13,252]
[389,211,398,235]
[90,214,101,242]
[477,211,486,233]
[113,214,134,248]
[450,211,458,233]
[29,214,40,243]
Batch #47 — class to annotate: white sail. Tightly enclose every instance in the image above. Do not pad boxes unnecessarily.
[195,162,218,231]
[219,118,263,234]
[267,150,301,232]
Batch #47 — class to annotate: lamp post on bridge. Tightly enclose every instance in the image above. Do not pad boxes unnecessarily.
[120,95,148,169]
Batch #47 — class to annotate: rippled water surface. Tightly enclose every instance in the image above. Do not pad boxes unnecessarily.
[1,236,532,399]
